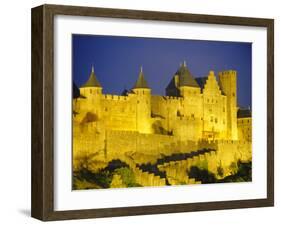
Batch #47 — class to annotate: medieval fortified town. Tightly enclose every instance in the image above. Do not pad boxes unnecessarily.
[72,61,252,189]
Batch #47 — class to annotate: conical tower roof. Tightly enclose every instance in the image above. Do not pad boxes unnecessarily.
[133,66,150,89]
[81,66,101,88]
[177,61,199,88]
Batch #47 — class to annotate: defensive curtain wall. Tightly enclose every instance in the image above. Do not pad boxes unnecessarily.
[73,122,252,186]
[72,63,252,187]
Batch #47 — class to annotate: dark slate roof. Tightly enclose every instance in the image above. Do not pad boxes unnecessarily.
[237,108,252,118]
[81,67,101,88]
[133,67,150,89]
[121,88,129,96]
[73,82,80,99]
[166,76,177,90]
[177,63,199,88]
[195,77,208,89]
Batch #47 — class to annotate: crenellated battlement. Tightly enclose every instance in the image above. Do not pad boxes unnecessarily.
[73,63,252,187]
[165,96,183,101]
[198,139,250,145]
[218,70,237,77]
[178,116,201,121]
[102,94,130,101]
[107,129,138,136]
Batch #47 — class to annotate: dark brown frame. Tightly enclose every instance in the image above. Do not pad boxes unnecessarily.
[31,4,274,221]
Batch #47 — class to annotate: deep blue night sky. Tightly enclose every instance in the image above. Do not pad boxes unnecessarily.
[72,35,252,108]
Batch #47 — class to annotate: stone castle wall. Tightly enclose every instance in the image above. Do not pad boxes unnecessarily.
[101,94,137,131]
[237,117,252,142]
[73,68,252,184]
[73,120,252,176]
[106,130,178,156]
[73,70,240,142]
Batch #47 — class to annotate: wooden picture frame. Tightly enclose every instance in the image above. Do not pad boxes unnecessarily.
[31,4,274,221]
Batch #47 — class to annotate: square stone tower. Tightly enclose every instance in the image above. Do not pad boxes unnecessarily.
[218,70,238,140]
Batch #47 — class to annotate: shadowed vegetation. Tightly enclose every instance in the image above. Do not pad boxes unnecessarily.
[73,159,142,189]
[188,161,252,184]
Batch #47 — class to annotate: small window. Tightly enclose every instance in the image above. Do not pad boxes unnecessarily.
[215,118,218,123]
[90,89,92,94]
[210,116,213,122]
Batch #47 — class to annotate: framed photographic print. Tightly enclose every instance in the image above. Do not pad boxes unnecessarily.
[31,4,274,221]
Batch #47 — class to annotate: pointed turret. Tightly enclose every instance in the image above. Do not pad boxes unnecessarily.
[166,61,199,97]
[81,66,102,88]
[133,66,150,89]
[132,66,151,134]
[79,66,103,119]
[177,61,199,88]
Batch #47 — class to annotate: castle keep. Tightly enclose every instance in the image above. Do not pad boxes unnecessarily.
[73,62,252,188]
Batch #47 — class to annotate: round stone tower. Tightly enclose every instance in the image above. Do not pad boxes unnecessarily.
[79,66,103,121]
[132,66,151,134]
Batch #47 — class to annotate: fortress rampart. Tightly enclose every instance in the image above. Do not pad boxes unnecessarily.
[73,63,252,186]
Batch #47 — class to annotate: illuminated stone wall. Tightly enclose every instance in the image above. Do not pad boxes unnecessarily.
[101,94,137,131]
[72,69,252,180]
[237,117,252,142]
[218,70,238,140]
[202,71,228,140]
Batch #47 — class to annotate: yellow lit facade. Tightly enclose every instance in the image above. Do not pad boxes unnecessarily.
[73,63,252,187]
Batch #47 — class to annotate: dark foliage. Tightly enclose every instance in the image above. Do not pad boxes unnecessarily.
[221,161,252,182]
[105,159,129,172]
[73,159,140,189]
[189,166,217,183]
[187,161,252,184]
[73,168,113,189]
